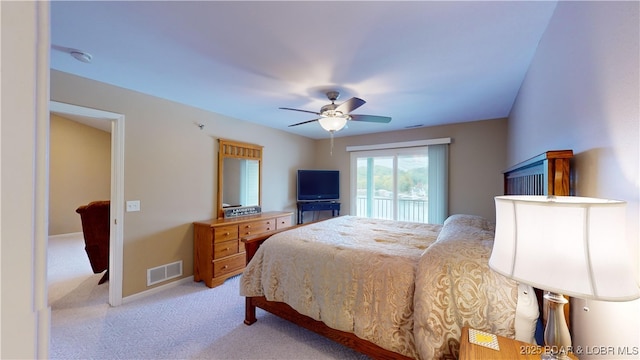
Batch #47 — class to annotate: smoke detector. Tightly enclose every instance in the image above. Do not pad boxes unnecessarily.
[70,50,92,63]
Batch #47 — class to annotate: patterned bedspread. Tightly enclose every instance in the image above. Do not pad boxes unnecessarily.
[240,215,520,359]
[413,215,519,359]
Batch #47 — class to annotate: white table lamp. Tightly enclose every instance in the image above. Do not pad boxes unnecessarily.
[490,195,640,359]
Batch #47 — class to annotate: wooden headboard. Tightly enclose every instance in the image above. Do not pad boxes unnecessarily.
[503,150,573,196]
[502,149,574,339]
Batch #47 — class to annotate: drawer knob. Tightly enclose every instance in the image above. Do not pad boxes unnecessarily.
[222,265,228,270]
[224,247,230,251]
[225,232,230,236]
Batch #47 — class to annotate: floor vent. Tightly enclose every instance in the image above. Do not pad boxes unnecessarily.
[147,260,183,286]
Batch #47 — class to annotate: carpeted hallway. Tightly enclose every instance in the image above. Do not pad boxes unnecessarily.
[48,233,369,359]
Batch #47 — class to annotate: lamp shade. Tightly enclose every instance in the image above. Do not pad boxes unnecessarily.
[318,116,347,132]
[490,195,640,301]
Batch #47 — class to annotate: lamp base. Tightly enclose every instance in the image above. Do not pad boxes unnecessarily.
[542,292,572,360]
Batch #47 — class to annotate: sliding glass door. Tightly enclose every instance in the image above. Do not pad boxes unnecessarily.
[351,144,448,224]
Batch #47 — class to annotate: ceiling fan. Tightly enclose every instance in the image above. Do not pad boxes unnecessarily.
[280,91,391,133]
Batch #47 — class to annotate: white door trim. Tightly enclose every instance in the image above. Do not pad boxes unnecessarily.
[49,101,125,306]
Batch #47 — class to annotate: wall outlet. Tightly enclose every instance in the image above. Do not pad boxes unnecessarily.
[126,200,140,212]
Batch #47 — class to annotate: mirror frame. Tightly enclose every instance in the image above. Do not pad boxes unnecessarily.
[217,139,263,219]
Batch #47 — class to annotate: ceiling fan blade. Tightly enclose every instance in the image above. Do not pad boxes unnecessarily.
[279,107,321,115]
[335,97,366,114]
[350,114,392,123]
[288,118,320,127]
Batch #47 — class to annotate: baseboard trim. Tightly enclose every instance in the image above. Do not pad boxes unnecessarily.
[48,232,83,240]
[122,276,194,305]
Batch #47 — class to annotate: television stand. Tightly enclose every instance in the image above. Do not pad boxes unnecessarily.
[297,201,340,224]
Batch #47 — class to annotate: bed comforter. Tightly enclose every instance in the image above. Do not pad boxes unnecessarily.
[240,215,520,359]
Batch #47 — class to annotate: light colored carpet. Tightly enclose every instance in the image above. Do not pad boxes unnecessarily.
[48,234,369,359]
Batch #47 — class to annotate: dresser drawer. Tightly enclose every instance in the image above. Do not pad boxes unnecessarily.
[213,225,238,243]
[194,212,293,288]
[276,215,292,229]
[213,253,245,277]
[213,239,239,259]
[240,219,276,236]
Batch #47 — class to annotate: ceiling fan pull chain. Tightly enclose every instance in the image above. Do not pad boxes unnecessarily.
[329,131,335,156]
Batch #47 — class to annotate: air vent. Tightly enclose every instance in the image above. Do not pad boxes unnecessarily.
[147,260,183,286]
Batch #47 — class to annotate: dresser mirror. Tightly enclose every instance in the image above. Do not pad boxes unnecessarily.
[217,139,263,218]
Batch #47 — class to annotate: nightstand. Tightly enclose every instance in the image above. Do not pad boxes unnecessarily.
[459,326,578,360]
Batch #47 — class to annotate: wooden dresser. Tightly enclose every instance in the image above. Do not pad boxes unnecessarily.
[193,211,293,288]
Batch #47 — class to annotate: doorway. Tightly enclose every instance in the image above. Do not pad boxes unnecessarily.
[49,101,124,306]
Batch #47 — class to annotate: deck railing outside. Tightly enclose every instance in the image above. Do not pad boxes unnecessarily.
[356,196,428,223]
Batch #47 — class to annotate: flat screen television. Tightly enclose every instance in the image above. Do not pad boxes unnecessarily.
[297,170,340,201]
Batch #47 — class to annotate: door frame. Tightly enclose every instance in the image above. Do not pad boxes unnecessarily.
[49,101,125,306]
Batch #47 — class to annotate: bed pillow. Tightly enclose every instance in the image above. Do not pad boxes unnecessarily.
[414,214,518,359]
[441,214,538,344]
[515,283,539,344]
[442,213,495,232]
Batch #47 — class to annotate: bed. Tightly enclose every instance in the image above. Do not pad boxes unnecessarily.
[240,149,573,359]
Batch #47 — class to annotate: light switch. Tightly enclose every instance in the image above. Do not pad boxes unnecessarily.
[126,200,141,212]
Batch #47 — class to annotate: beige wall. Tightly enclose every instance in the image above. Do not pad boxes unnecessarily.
[314,118,508,222]
[49,114,111,235]
[508,1,639,358]
[1,1,45,357]
[51,70,316,296]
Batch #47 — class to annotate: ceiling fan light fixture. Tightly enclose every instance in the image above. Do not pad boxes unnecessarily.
[318,115,348,132]
[281,90,390,134]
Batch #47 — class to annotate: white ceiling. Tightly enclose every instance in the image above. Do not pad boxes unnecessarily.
[50,1,557,139]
